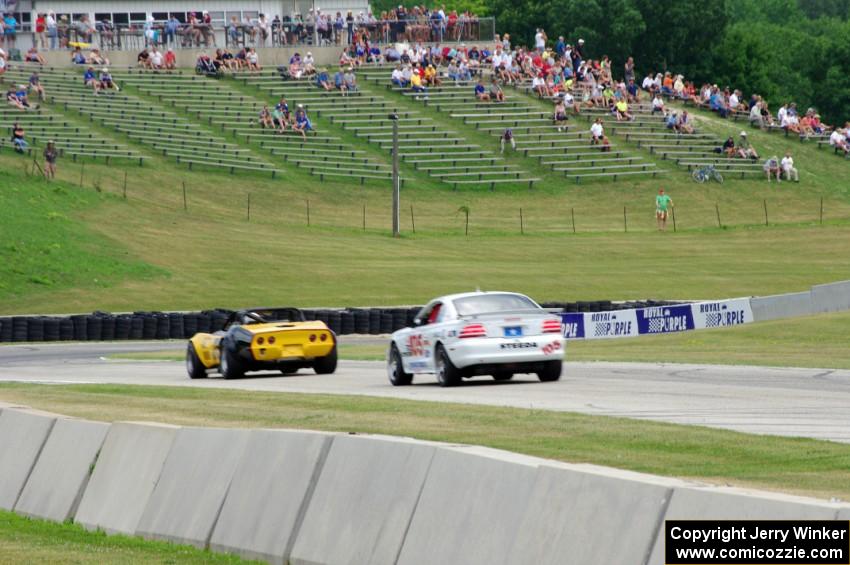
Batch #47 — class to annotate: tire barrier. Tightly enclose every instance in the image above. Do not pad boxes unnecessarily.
[0,300,683,343]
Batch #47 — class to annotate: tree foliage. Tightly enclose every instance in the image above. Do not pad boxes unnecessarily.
[480,0,850,124]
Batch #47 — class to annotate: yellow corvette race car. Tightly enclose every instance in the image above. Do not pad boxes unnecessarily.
[186,307,337,379]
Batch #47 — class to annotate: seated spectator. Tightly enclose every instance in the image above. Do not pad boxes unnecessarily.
[391,65,408,87]
[661,72,673,95]
[292,104,313,139]
[271,105,287,133]
[343,67,357,92]
[763,155,781,182]
[11,122,27,152]
[749,102,764,127]
[626,78,640,102]
[736,131,758,160]
[553,98,568,131]
[829,128,849,156]
[614,99,632,121]
[651,93,665,115]
[410,70,427,93]
[474,79,489,101]
[0,51,6,76]
[665,112,678,131]
[720,136,736,157]
[489,79,505,102]
[246,48,261,71]
[798,112,816,139]
[809,113,826,135]
[562,90,580,114]
[83,66,100,94]
[150,47,164,70]
[303,52,316,74]
[28,71,45,102]
[333,67,347,94]
[780,109,800,134]
[99,68,119,92]
[500,127,515,153]
[677,111,694,134]
[781,150,799,182]
[137,48,151,69]
[288,52,304,79]
[196,51,218,75]
[590,118,604,144]
[6,87,27,110]
[532,73,549,98]
[316,69,333,91]
[89,47,109,66]
[423,64,441,86]
[259,105,274,129]
[25,46,47,65]
[71,46,87,65]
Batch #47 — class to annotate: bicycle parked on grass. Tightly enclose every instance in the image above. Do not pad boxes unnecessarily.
[691,164,724,184]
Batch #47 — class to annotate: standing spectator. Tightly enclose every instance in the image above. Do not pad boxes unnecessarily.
[534,28,546,52]
[35,13,47,49]
[258,14,271,46]
[43,140,57,178]
[500,127,515,153]
[3,14,17,50]
[46,11,57,50]
[655,189,673,231]
[165,15,180,47]
[624,56,635,84]
[781,151,799,182]
[763,156,782,182]
[0,49,6,76]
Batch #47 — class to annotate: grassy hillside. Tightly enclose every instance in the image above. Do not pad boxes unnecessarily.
[1,76,850,314]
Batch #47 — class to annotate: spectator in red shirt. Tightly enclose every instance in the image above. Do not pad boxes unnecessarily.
[164,47,176,71]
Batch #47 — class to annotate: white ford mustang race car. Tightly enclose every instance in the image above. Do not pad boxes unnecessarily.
[387,291,564,387]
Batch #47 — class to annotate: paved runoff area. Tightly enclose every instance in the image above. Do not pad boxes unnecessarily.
[1,341,849,444]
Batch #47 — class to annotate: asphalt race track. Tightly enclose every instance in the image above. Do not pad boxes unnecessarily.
[1,340,849,443]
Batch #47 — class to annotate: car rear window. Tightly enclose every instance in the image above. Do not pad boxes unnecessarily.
[453,294,538,316]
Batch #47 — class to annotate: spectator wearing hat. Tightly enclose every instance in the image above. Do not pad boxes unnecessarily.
[99,68,119,92]
[736,131,758,160]
[43,140,57,178]
[763,156,782,182]
[11,122,27,152]
[164,47,176,71]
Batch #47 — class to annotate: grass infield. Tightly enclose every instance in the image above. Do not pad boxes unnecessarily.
[0,383,848,501]
[0,509,261,564]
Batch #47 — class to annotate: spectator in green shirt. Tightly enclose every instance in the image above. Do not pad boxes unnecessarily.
[656,188,673,231]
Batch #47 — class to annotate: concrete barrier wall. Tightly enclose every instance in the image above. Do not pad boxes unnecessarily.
[811,280,850,314]
[396,446,540,565]
[0,409,59,511]
[14,418,109,522]
[750,291,813,322]
[1,412,849,565]
[209,429,333,565]
[506,464,681,565]
[135,427,250,549]
[75,421,180,535]
[646,486,846,565]
[289,434,437,565]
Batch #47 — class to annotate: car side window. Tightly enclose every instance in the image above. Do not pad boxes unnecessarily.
[427,303,443,325]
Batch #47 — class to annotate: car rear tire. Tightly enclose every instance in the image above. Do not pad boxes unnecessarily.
[435,344,461,387]
[387,344,413,386]
[537,360,562,382]
[313,345,338,374]
[220,347,244,380]
[186,344,207,379]
[492,371,513,381]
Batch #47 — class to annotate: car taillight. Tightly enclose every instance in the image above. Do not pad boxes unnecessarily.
[309,334,317,342]
[542,319,562,334]
[268,336,275,344]
[458,324,486,338]
[257,336,265,345]
[320,333,327,341]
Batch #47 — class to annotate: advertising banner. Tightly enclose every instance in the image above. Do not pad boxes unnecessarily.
[561,298,754,340]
